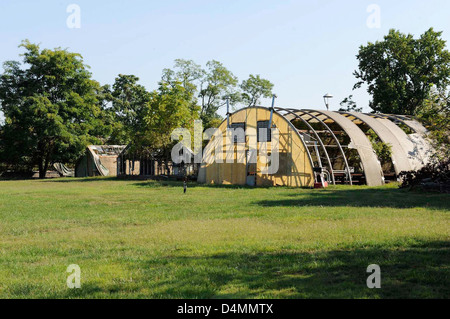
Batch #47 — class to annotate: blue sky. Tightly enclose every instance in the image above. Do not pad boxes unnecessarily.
[1,0,449,120]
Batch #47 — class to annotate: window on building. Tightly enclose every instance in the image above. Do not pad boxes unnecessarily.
[257,120,273,142]
[230,122,246,143]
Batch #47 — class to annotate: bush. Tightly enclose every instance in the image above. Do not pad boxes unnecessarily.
[367,129,392,164]
[399,159,450,193]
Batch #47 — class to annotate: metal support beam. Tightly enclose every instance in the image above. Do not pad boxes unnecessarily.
[295,109,353,186]
[226,96,230,129]
[275,107,336,185]
[268,94,277,129]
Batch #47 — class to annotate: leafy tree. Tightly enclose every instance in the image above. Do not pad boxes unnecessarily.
[0,123,5,174]
[240,74,274,107]
[0,41,108,178]
[163,59,240,128]
[106,74,151,144]
[199,60,240,126]
[354,28,450,115]
[417,89,450,160]
[162,59,204,95]
[338,95,363,113]
[135,81,199,172]
[367,129,392,165]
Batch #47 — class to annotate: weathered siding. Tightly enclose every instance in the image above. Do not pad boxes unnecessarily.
[199,107,314,187]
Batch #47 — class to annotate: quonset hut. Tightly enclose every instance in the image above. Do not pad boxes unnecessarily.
[197,106,433,187]
[75,145,127,177]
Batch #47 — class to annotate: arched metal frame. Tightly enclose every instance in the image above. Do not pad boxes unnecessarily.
[267,109,316,183]
[338,111,413,175]
[272,108,323,183]
[366,113,418,134]
[295,109,353,185]
[302,109,385,186]
[275,107,336,185]
[356,112,433,170]
[398,117,428,135]
[198,106,317,187]
[199,106,432,187]
[382,114,433,168]
[369,114,425,171]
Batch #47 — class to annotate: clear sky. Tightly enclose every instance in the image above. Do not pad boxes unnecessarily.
[1,0,450,120]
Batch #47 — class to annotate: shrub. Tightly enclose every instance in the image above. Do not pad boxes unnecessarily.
[399,159,450,193]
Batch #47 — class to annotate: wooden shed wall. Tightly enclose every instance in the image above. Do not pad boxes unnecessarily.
[200,107,314,187]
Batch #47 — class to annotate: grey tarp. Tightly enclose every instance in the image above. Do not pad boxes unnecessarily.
[53,163,74,177]
[87,146,110,176]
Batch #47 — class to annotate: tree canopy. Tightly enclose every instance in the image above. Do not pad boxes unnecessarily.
[416,89,450,160]
[354,28,450,115]
[105,74,152,144]
[138,81,199,167]
[0,41,276,177]
[338,95,362,113]
[240,74,274,107]
[0,40,108,178]
[162,59,273,128]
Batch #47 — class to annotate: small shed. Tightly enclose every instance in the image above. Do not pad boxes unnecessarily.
[75,145,127,177]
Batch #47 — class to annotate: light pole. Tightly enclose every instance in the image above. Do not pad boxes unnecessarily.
[323,93,333,111]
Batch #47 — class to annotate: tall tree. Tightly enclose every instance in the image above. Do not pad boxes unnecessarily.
[162,59,204,95]
[136,81,199,171]
[240,74,274,107]
[354,28,450,115]
[0,41,108,178]
[106,74,151,144]
[163,59,240,128]
[417,88,450,160]
[0,122,5,174]
[198,60,240,126]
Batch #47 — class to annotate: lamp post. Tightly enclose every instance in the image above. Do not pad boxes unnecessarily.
[323,93,333,111]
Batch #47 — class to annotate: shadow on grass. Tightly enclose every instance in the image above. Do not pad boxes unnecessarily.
[42,177,121,183]
[37,240,449,299]
[40,178,450,210]
[132,180,257,189]
[255,187,450,210]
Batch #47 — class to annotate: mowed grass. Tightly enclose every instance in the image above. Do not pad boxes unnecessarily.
[0,178,448,299]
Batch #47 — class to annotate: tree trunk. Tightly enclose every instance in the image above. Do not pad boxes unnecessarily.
[38,157,50,179]
[38,159,46,179]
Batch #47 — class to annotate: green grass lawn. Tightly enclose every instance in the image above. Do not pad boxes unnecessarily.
[0,178,448,299]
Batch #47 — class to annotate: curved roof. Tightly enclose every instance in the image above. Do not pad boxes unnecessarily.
[368,116,424,170]
[198,106,315,187]
[381,115,433,168]
[199,106,433,187]
[301,110,384,186]
[341,112,413,175]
